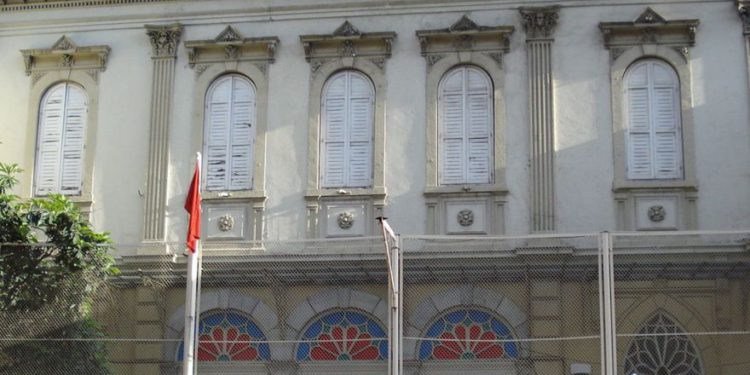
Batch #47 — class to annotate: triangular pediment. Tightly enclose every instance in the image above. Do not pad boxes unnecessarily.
[449,15,480,32]
[52,35,77,50]
[215,25,242,42]
[333,21,361,37]
[635,8,667,24]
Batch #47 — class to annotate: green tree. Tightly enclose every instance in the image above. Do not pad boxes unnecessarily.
[0,162,115,374]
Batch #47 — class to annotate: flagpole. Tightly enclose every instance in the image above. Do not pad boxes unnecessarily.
[182,153,202,375]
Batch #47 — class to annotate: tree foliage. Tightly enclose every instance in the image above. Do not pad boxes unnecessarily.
[0,162,115,374]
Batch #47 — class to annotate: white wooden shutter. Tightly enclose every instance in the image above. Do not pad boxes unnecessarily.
[625,60,682,180]
[35,83,87,196]
[321,71,374,188]
[347,74,373,187]
[204,75,256,191]
[229,77,255,190]
[438,66,492,185]
[466,68,492,184]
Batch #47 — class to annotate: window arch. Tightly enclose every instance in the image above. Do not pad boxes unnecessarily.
[320,70,375,188]
[34,82,88,196]
[438,65,493,185]
[296,309,388,361]
[203,74,257,191]
[418,308,518,360]
[177,309,270,362]
[624,59,683,180]
[623,312,703,375]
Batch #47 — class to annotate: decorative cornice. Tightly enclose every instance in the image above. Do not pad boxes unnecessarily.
[737,1,750,35]
[519,6,560,40]
[1,0,177,12]
[416,15,514,58]
[20,35,110,76]
[599,8,699,51]
[184,25,279,69]
[300,21,396,64]
[145,23,182,58]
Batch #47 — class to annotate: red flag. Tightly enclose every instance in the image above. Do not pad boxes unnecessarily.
[184,162,201,252]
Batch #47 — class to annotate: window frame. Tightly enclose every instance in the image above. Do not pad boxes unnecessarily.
[623,58,684,181]
[24,72,100,206]
[33,81,89,196]
[425,57,507,194]
[202,73,258,192]
[191,64,269,202]
[610,46,697,191]
[436,65,495,186]
[305,60,386,197]
[319,69,376,189]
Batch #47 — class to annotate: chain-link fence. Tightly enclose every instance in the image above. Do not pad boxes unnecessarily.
[401,234,601,375]
[1,231,749,375]
[611,231,750,375]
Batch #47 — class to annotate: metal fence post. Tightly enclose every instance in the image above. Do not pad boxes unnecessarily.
[599,232,617,375]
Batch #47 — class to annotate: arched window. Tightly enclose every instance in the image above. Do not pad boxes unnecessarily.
[438,66,493,185]
[177,310,270,362]
[320,70,374,188]
[624,59,683,180]
[34,82,88,196]
[623,312,703,375]
[204,74,256,191]
[296,309,387,361]
[419,308,518,360]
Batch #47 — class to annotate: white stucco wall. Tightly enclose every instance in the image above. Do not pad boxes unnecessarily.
[0,0,748,247]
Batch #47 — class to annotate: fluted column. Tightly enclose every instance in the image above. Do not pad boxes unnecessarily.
[738,2,750,97]
[143,23,182,241]
[520,6,559,232]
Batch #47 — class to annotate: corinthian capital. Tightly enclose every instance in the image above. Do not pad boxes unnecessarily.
[519,6,560,40]
[738,1,750,35]
[145,23,183,58]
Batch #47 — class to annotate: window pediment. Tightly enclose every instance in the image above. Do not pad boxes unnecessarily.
[300,21,396,65]
[184,26,279,69]
[416,16,513,68]
[20,35,110,76]
[599,8,699,58]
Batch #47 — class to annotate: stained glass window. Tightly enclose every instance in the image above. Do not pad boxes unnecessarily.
[296,310,388,361]
[419,309,518,360]
[177,310,270,362]
[623,312,703,375]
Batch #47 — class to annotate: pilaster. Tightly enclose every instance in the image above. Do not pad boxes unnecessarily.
[142,23,182,241]
[520,6,559,232]
[738,2,750,100]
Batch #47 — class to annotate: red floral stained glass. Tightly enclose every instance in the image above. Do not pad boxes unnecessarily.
[178,310,270,362]
[419,309,518,360]
[197,325,259,361]
[296,310,388,361]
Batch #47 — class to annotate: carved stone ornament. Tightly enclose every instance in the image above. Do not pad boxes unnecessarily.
[337,212,355,229]
[184,26,279,69]
[486,52,504,69]
[333,21,361,37]
[20,35,111,76]
[599,9,699,52]
[635,7,667,24]
[217,215,235,232]
[738,1,750,35]
[519,6,560,39]
[647,205,666,223]
[425,54,444,67]
[216,25,242,42]
[416,16,513,65]
[145,23,182,58]
[224,45,240,59]
[457,209,475,227]
[300,21,396,64]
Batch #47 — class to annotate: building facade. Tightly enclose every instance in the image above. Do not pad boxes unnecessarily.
[1,0,749,374]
